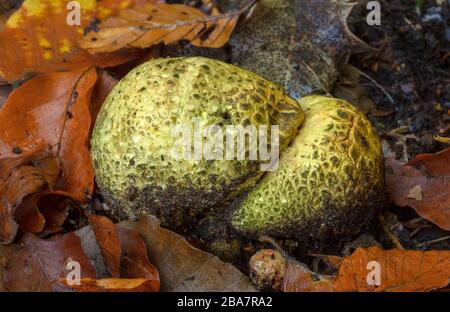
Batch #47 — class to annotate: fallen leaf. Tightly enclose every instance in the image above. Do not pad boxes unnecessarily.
[335,247,450,292]
[76,217,160,291]
[283,259,334,292]
[80,1,257,53]
[57,277,156,292]
[253,247,450,292]
[0,243,18,291]
[116,225,159,285]
[121,215,256,292]
[386,148,450,231]
[89,215,121,278]
[2,232,96,291]
[89,70,118,125]
[1,215,160,292]
[0,68,98,244]
[0,0,150,82]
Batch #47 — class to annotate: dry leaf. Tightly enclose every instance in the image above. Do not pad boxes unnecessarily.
[75,217,160,291]
[57,277,156,292]
[2,232,97,291]
[335,247,450,292]
[80,1,257,54]
[254,247,450,292]
[89,215,121,278]
[283,259,334,292]
[0,0,150,82]
[121,215,256,292]
[0,68,97,244]
[386,148,450,231]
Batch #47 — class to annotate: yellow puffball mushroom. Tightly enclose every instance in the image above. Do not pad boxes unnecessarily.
[91,57,386,241]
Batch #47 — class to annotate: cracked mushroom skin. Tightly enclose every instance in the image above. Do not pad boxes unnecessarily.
[91,57,304,231]
[231,96,386,239]
[91,56,386,240]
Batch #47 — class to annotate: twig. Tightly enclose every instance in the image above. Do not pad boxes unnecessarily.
[378,214,405,250]
[353,67,395,105]
[417,236,450,247]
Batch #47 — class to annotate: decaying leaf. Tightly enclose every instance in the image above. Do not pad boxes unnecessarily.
[386,148,450,231]
[0,68,98,244]
[2,232,97,291]
[229,0,372,99]
[0,215,160,292]
[121,215,256,292]
[80,1,257,53]
[73,216,160,292]
[0,0,149,82]
[89,215,121,278]
[251,247,450,292]
[249,249,334,292]
[335,247,450,292]
[57,277,156,292]
[282,259,335,292]
[0,243,18,291]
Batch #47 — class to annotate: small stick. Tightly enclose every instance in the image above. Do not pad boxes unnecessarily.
[378,214,405,250]
[353,67,395,105]
[417,236,450,247]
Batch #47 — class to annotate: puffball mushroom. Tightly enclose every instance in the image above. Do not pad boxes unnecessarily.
[91,57,386,241]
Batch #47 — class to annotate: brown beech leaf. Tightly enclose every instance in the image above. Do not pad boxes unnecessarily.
[0,243,18,291]
[116,225,159,285]
[89,215,121,278]
[0,0,152,82]
[2,232,96,291]
[386,148,450,231]
[335,247,450,292]
[0,68,98,244]
[80,1,257,54]
[120,215,256,292]
[75,218,160,291]
[57,277,156,292]
[90,70,118,125]
[283,259,335,292]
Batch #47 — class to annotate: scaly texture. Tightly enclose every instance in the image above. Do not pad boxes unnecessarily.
[91,57,304,230]
[232,96,386,239]
[229,0,365,99]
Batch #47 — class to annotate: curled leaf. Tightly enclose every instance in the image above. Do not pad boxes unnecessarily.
[386,148,450,231]
[80,1,257,54]
[0,68,98,244]
[335,247,450,292]
[0,0,145,82]
[57,277,156,292]
[2,233,97,291]
[121,215,256,292]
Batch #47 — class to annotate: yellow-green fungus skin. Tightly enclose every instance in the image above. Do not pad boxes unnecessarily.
[91,57,304,230]
[231,96,386,239]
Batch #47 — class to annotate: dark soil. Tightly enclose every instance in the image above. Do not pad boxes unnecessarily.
[339,0,450,254]
[348,0,449,158]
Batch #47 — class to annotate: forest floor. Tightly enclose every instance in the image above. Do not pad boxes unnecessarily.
[341,0,450,252]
